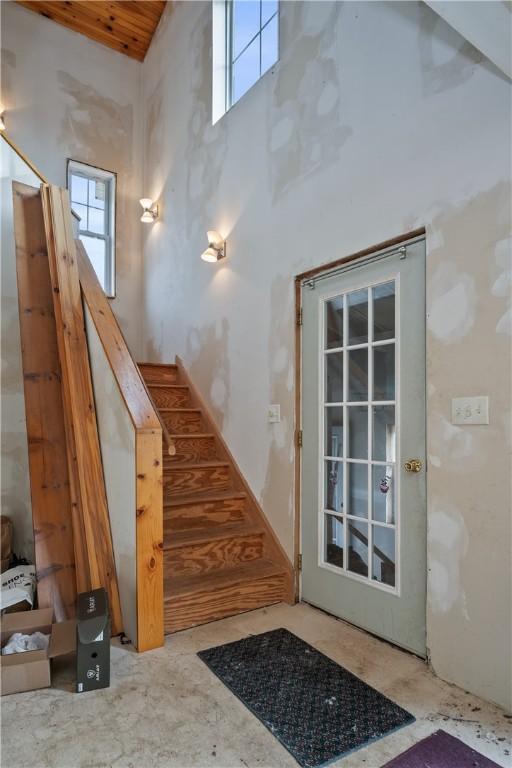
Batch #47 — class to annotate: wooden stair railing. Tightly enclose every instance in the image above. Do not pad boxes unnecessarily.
[77,242,165,651]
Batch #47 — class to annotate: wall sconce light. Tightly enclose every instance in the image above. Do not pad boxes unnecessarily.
[0,113,5,132]
[201,230,226,262]
[140,197,158,223]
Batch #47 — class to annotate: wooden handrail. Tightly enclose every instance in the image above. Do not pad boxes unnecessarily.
[1,132,80,223]
[76,240,174,455]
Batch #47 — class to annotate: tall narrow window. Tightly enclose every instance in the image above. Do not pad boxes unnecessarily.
[67,160,116,297]
[212,0,279,122]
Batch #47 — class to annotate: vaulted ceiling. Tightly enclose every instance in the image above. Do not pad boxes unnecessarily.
[16,1,167,62]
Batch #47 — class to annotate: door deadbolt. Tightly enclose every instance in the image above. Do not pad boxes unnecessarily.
[404,459,422,473]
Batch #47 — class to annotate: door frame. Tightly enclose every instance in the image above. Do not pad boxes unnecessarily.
[293,227,426,601]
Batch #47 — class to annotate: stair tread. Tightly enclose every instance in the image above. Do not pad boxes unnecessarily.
[165,558,286,599]
[138,362,178,368]
[165,522,264,550]
[148,383,188,389]
[164,460,229,469]
[164,490,247,508]
[169,433,215,439]
[159,407,201,412]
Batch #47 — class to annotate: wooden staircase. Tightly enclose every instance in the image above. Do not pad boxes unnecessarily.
[138,359,294,633]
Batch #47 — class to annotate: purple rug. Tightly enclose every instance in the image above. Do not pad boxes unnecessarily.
[383,730,501,768]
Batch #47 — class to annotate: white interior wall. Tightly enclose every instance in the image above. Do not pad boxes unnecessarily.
[141,1,511,711]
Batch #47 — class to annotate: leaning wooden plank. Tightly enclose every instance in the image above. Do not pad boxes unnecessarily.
[41,184,122,635]
[12,182,76,620]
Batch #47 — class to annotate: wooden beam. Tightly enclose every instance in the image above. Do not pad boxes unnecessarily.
[12,182,76,621]
[41,184,122,635]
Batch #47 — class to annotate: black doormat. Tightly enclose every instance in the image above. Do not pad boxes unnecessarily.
[198,628,414,767]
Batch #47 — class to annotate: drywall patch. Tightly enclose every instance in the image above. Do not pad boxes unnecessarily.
[0,49,16,104]
[428,263,476,343]
[186,318,230,430]
[418,3,482,97]
[57,72,133,169]
[269,1,352,202]
[428,500,469,614]
[429,413,483,474]
[185,5,227,236]
[260,275,295,557]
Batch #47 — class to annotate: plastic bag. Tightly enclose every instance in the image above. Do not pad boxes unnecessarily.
[2,631,50,655]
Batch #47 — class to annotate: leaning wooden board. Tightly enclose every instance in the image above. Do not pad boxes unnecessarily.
[11,182,76,620]
[41,184,122,635]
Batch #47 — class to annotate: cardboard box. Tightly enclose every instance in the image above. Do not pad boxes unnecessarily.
[1,608,76,695]
[76,588,110,693]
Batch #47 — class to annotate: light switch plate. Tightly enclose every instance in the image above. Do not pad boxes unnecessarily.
[268,404,281,423]
[451,396,489,425]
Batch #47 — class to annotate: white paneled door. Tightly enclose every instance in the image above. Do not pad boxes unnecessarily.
[300,239,427,657]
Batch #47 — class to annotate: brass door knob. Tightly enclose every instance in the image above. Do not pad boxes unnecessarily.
[404,459,422,473]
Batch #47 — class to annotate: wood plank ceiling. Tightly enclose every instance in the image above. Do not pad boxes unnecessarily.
[16,1,166,61]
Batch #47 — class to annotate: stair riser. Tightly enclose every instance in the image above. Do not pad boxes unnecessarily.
[139,364,179,384]
[166,436,217,464]
[164,498,246,532]
[164,574,287,633]
[150,387,190,409]
[165,533,264,577]
[162,411,202,433]
[164,466,230,495]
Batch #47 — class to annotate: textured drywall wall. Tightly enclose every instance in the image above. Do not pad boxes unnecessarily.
[141,1,511,710]
[84,306,137,647]
[0,140,40,559]
[1,1,143,355]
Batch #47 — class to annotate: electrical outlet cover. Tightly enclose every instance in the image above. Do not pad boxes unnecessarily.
[451,396,489,425]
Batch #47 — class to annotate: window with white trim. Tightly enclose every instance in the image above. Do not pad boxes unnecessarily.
[212,0,279,122]
[67,160,116,297]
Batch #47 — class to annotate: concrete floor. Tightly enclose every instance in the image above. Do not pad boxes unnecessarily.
[2,602,511,768]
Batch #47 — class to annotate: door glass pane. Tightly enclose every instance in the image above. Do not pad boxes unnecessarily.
[372,465,395,524]
[373,281,395,341]
[348,289,368,345]
[70,174,88,205]
[80,235,106,289]
[325,296,343,349]
[347,406,367,459]
[233,0,261,58]
[326,352,343,402]
[347,463,368,518]
[373,345,395,400]
[261,12,278,74]
[347,520,368,578]
[88,206,105,235]
[348,348,368,401]
[373,405,395,461]
[325,460,343,514]
[233,37,260,103]
[372,526,395,587]
[324,514,344,568]
[325,407,343,458]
